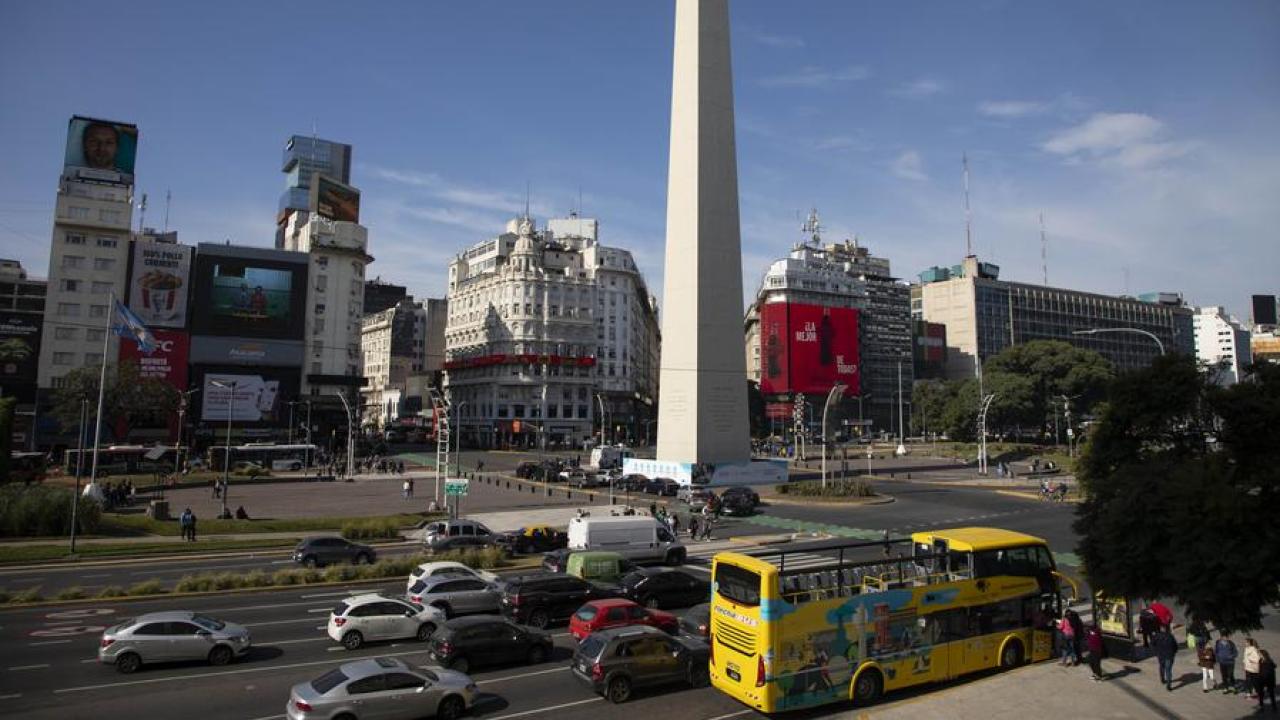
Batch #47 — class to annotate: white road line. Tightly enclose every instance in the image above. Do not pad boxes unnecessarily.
[82,573,112,579]
[299,590,360,598]
[265,638,328,646]
[243,618,324,628]
[54,648,429,694]
[475,666,567,685]
[8,663,50,671]
[326,647,344,652]
[706,710,755,720]
[486,697,602,720]
[684,565,711,574]
[0,693,22,700]
[305,608,331,614]
[205,600,332,613]
[81,658,98,663]
[29,640,73,646]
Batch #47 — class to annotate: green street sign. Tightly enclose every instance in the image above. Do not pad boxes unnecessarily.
[444,479,469,496]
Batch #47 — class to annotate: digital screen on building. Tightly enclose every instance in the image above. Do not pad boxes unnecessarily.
[63,116,139,184]
[0,313,41,385]
[759,302,860,397]
[1252,294,1277,326]
[191,255,306,339]
[311,174,360,223]
[194,367,300,424]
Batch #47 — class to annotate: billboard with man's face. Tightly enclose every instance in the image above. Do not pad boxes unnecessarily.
[311,175,361,223]
[64,116,138,184]
[759,302,860,397]
[127,243,192,328]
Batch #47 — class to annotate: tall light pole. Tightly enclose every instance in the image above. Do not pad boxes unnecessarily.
[820,384,846,489]
[594,392,608,446]
[895,359,907,457]
[977,393,997,475]
[452,401,467,475]
[331,390,355,480]
[69,395,88,553]
[173,388,200,490]
[1072,327,1166,356]
[209,379,236,518]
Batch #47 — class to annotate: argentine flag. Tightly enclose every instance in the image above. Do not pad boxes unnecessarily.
[112,299,158,354]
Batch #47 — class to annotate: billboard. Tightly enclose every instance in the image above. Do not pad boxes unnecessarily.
[191,255,306,339]
[311,174,361,223]
[196,368,299,423]
[0,313,41,385]
[127,243,192,328]
[64,116,138,184]
[1252,295,1277,326]
[118,329,189,390]
[760,302,860,397]
[189,336,304,367]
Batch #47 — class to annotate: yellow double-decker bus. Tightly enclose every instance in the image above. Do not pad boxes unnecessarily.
[709,527,1066,712]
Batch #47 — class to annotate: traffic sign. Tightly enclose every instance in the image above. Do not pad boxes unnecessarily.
[444,478,469,496]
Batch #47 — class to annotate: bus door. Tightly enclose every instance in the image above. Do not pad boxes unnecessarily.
[963,607,997,669]
[929,608,967,680]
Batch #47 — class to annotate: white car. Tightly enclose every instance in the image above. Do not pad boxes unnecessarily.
[405,561,500,596]
[327,593,445,650]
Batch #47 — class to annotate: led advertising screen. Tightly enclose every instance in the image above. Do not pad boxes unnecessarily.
[196,369,299,423]
[191,255,306,339]
[0,313,41,385]
[118,329,189,390]
[760,302,860,397]
[1252,294,1277,326]
[127,243,192,328]
[311,174,361,223]
[64,116,138,184]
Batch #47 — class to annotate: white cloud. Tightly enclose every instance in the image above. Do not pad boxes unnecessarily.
[813,135,866,152]
[891,78,944,98]
[1042,112,1192,169]
[743,29,805,48]
[891,150,927,181]
[977,99,1050,118]
[758,65,870,88]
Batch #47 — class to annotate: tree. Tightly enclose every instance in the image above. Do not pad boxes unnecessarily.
[1073,355,1280,632]
[49,361,180,441]
[983,340,1113,437]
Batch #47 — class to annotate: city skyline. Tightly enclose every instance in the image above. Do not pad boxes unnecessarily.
[2,1,1277,321]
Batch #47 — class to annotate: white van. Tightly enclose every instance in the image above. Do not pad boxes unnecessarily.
[589,446,633,470]
[566,516,685,566]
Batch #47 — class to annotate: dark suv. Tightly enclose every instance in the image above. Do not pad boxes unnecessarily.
[293,536,376,567]
[499,573,618,629]
[571,625,710,703]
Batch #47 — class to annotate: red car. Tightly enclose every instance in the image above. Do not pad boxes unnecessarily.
[569,598,678,641]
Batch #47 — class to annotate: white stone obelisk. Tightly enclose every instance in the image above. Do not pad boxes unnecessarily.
[656,0,750,468]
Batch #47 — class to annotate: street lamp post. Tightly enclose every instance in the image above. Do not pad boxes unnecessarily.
[977,393,997,475]
[331,390,355,480]
[173,388,200,498]
[209,380,237,518]
[820,384,846,489]
[1072,327,1166,356]
[69,395,88,553]
[595,393,608,446]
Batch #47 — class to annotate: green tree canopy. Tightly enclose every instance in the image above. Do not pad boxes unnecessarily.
[50,361,180,440]
[983,340,1113,435]
[1073,355,1280,632]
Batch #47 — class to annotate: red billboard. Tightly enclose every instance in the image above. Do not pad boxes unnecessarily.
[118,329,189,390]
[760,302,860,397]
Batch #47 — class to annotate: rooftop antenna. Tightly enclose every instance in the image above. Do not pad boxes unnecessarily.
[802,207,822,246]
[963,153,974,257]
[136,193,147,234]
[1039,211,1048,286]
[163,189,171,233]
[524,180,531,220]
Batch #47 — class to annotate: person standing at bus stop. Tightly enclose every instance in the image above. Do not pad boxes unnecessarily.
[1152,625,1178,691]
[1085,623,1105,681]
[1065,608,1085,665]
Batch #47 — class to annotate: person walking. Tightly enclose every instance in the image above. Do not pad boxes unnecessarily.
[179,508,193,541]
[402,479,410,500]
[188,510,198,542]
[1138,607,1158,651]
[688,515,699,540]
[407,478,414,498]
[1257,649,1277,712]
[1197,638,1218,692]
[1085,624,1105,681]
[1245,638,1263,700]
[1188,618,1209,651]
[670,513,681,536]
[1152,625,1178,691]
[1058,613,1078,666]
[1066,608,1085,666]
[1215,632,1238,693]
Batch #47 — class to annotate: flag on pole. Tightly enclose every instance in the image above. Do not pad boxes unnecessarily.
[112,299,158,354]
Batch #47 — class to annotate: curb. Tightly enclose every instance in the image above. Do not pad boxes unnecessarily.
[0,538,420,573]
[762,494,896,508]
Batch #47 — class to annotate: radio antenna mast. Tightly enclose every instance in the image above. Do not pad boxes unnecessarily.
[163,189,172,233]
[963,153,974,257]
[1040,211,1048,286]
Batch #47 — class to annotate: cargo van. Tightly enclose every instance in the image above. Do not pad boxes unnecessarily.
[589,446,633,470]
[566,516,685,566]
[565,551,634,583]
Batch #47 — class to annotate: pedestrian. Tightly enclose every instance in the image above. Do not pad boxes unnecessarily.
[179,508,192,541]
[1152,625,1178,691]
[701,506,713,540]
[689,515,699,540]
[1215,632,1238,693]
[881,529,892,557]
[649,501,657,518]
[407,478,414,498]
[1257,649,1277,712]
[476,461,485,473]
[1138,607,1158,650]
[1188,618,1209,651]
[1244,638,1263,700]
[188,510,198,542]
[1197,637,1218,692]
[211,478,220,499]
[1066,608,1085,665]
[402,479,410,499]
[1058,613,1078,666]
[1085,623,1105,681]
[671,514,681,535]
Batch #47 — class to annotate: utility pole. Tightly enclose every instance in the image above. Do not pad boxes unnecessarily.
[820,384,846,489]
[895,360,906,457]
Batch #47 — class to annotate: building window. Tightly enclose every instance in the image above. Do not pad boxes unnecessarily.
[63,256,85,270]
[311,362,322,373]
[91,281,113,294]
[317,256,328,268]
[89,304,107,318]
[60,279,80,292]
[316,275,327,292]
[314,318,325,333]
[85,353,103,365]
[53,352,74,365]
[93,258,116,271]
[65,234,86,245]
[57,302,80,317]
[87,329,105,342]
[96,237,117,248]
[55,327,77,340]
[98,209,122,224]
[68,206,90,220]
[315,303,326,315]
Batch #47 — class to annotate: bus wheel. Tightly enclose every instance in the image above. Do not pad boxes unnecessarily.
[852,668,882,705]
[1000,639,1024,669]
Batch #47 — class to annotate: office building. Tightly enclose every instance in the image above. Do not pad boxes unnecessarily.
[1193,306,1251,385]
[276,136,352,249]
[917,256,1193,379]
[0,260,47,447]
[364,277,408,315]
[361,297,447,427]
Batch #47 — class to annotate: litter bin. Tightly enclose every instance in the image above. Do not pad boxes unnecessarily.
[147,500,170,521]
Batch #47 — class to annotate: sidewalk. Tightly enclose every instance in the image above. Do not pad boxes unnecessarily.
[857,650,1268,720]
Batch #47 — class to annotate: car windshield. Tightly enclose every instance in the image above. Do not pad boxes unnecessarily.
[332,602,350,617]
[191,614,225,631]
[578,634,607,660]
[574,605,598,621]
[311,668,348,695]
[109,618,135,633]
[619,572,647,588]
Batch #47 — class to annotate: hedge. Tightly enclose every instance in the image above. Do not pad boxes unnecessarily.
[340,518,401,540]
[0,484,101,537]
[776,479,876,498]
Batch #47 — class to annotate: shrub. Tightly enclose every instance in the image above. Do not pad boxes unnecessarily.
[175,575,214,593]
[127,579,165,596]
[0,590,10,604]
[776,479,876,498]
[243,570,271,588]
[272,568,305,586]
[323,564,360,583]
[12,587,43,603]
[55,586,87,601]
[340,518,401,540]
[0,484,101,537]
[97,585,126,598]
[211,573,241,591]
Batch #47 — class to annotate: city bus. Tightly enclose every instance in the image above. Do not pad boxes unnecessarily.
[206,443,317,471]
[63,445,181,476]
[708,528,1066,713]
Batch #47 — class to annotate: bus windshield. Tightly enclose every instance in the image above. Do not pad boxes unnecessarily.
[714,564,760,606]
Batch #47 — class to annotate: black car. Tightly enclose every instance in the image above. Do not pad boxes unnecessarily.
[495,526,569,554]
[571,625,710,703]
[428,616,553,674]
[515,461,540,479]
[679,603,710,638]
[617,568,710,610]
[720,485,760,506]
[615,474,648,492]
[642,478,679,496]
[719,493,755,517]
[499,573,619,629]
[293,536,376,567]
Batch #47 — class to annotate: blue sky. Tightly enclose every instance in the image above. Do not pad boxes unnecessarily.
[2,1,1277,321]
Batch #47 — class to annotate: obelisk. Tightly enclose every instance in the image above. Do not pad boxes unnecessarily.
[656,0,750,468]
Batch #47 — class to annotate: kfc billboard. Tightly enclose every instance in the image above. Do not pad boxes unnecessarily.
[118,329,189,390]
[759,302,860,397]
[127,243,192,328]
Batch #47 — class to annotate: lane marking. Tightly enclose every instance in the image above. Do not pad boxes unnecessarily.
[8,663,50,671]
[485,697,602,720]
[0,693,21,699]
[305,608,331,614]
[706,711,755,720]
[242,618,323,628]
[265,638,328,646]
[29,640,73,646]
[54,648,430,694]
[475,666,567,685]
[82,573,112,579]
[299,590,363,599]
[203,600,337,613]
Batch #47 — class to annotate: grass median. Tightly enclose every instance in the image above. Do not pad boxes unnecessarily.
[0,537,301,565]
[100,512,431,537]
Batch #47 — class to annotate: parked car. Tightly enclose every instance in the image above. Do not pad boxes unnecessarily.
[496,525,569,554]
[327,594,445,650]
[678,603,710,639]
[286,657,476,720]
[677,486,717,511]
[615,474,649,492]
[405,561,499,595]
[720,485,760,507]
[515,461,541,479]
[407,575,502,618]
[571,625,711,703]
[423,519,499,552]
[617,568,710,610]
[294,536,377,568]
[569,598,678,641]
[99,611,251,674]
[642,477,679,496]
[564,551,635,583]
[719,493,756,517]
[428,616,554,673]
[499,573,619,629]
[568,471,604,489]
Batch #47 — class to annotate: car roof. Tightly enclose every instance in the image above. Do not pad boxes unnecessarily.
[338,657,410,679]
[592,624,666,640]
[415,561,472,573]
[444,615,509,629]
[131,611,196,623]
[342,593,407,606]
[585,598,638,609]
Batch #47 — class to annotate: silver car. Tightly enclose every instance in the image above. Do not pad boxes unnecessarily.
[287,657,476,720]
[407,574,502,617]
[99,611,252,674]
